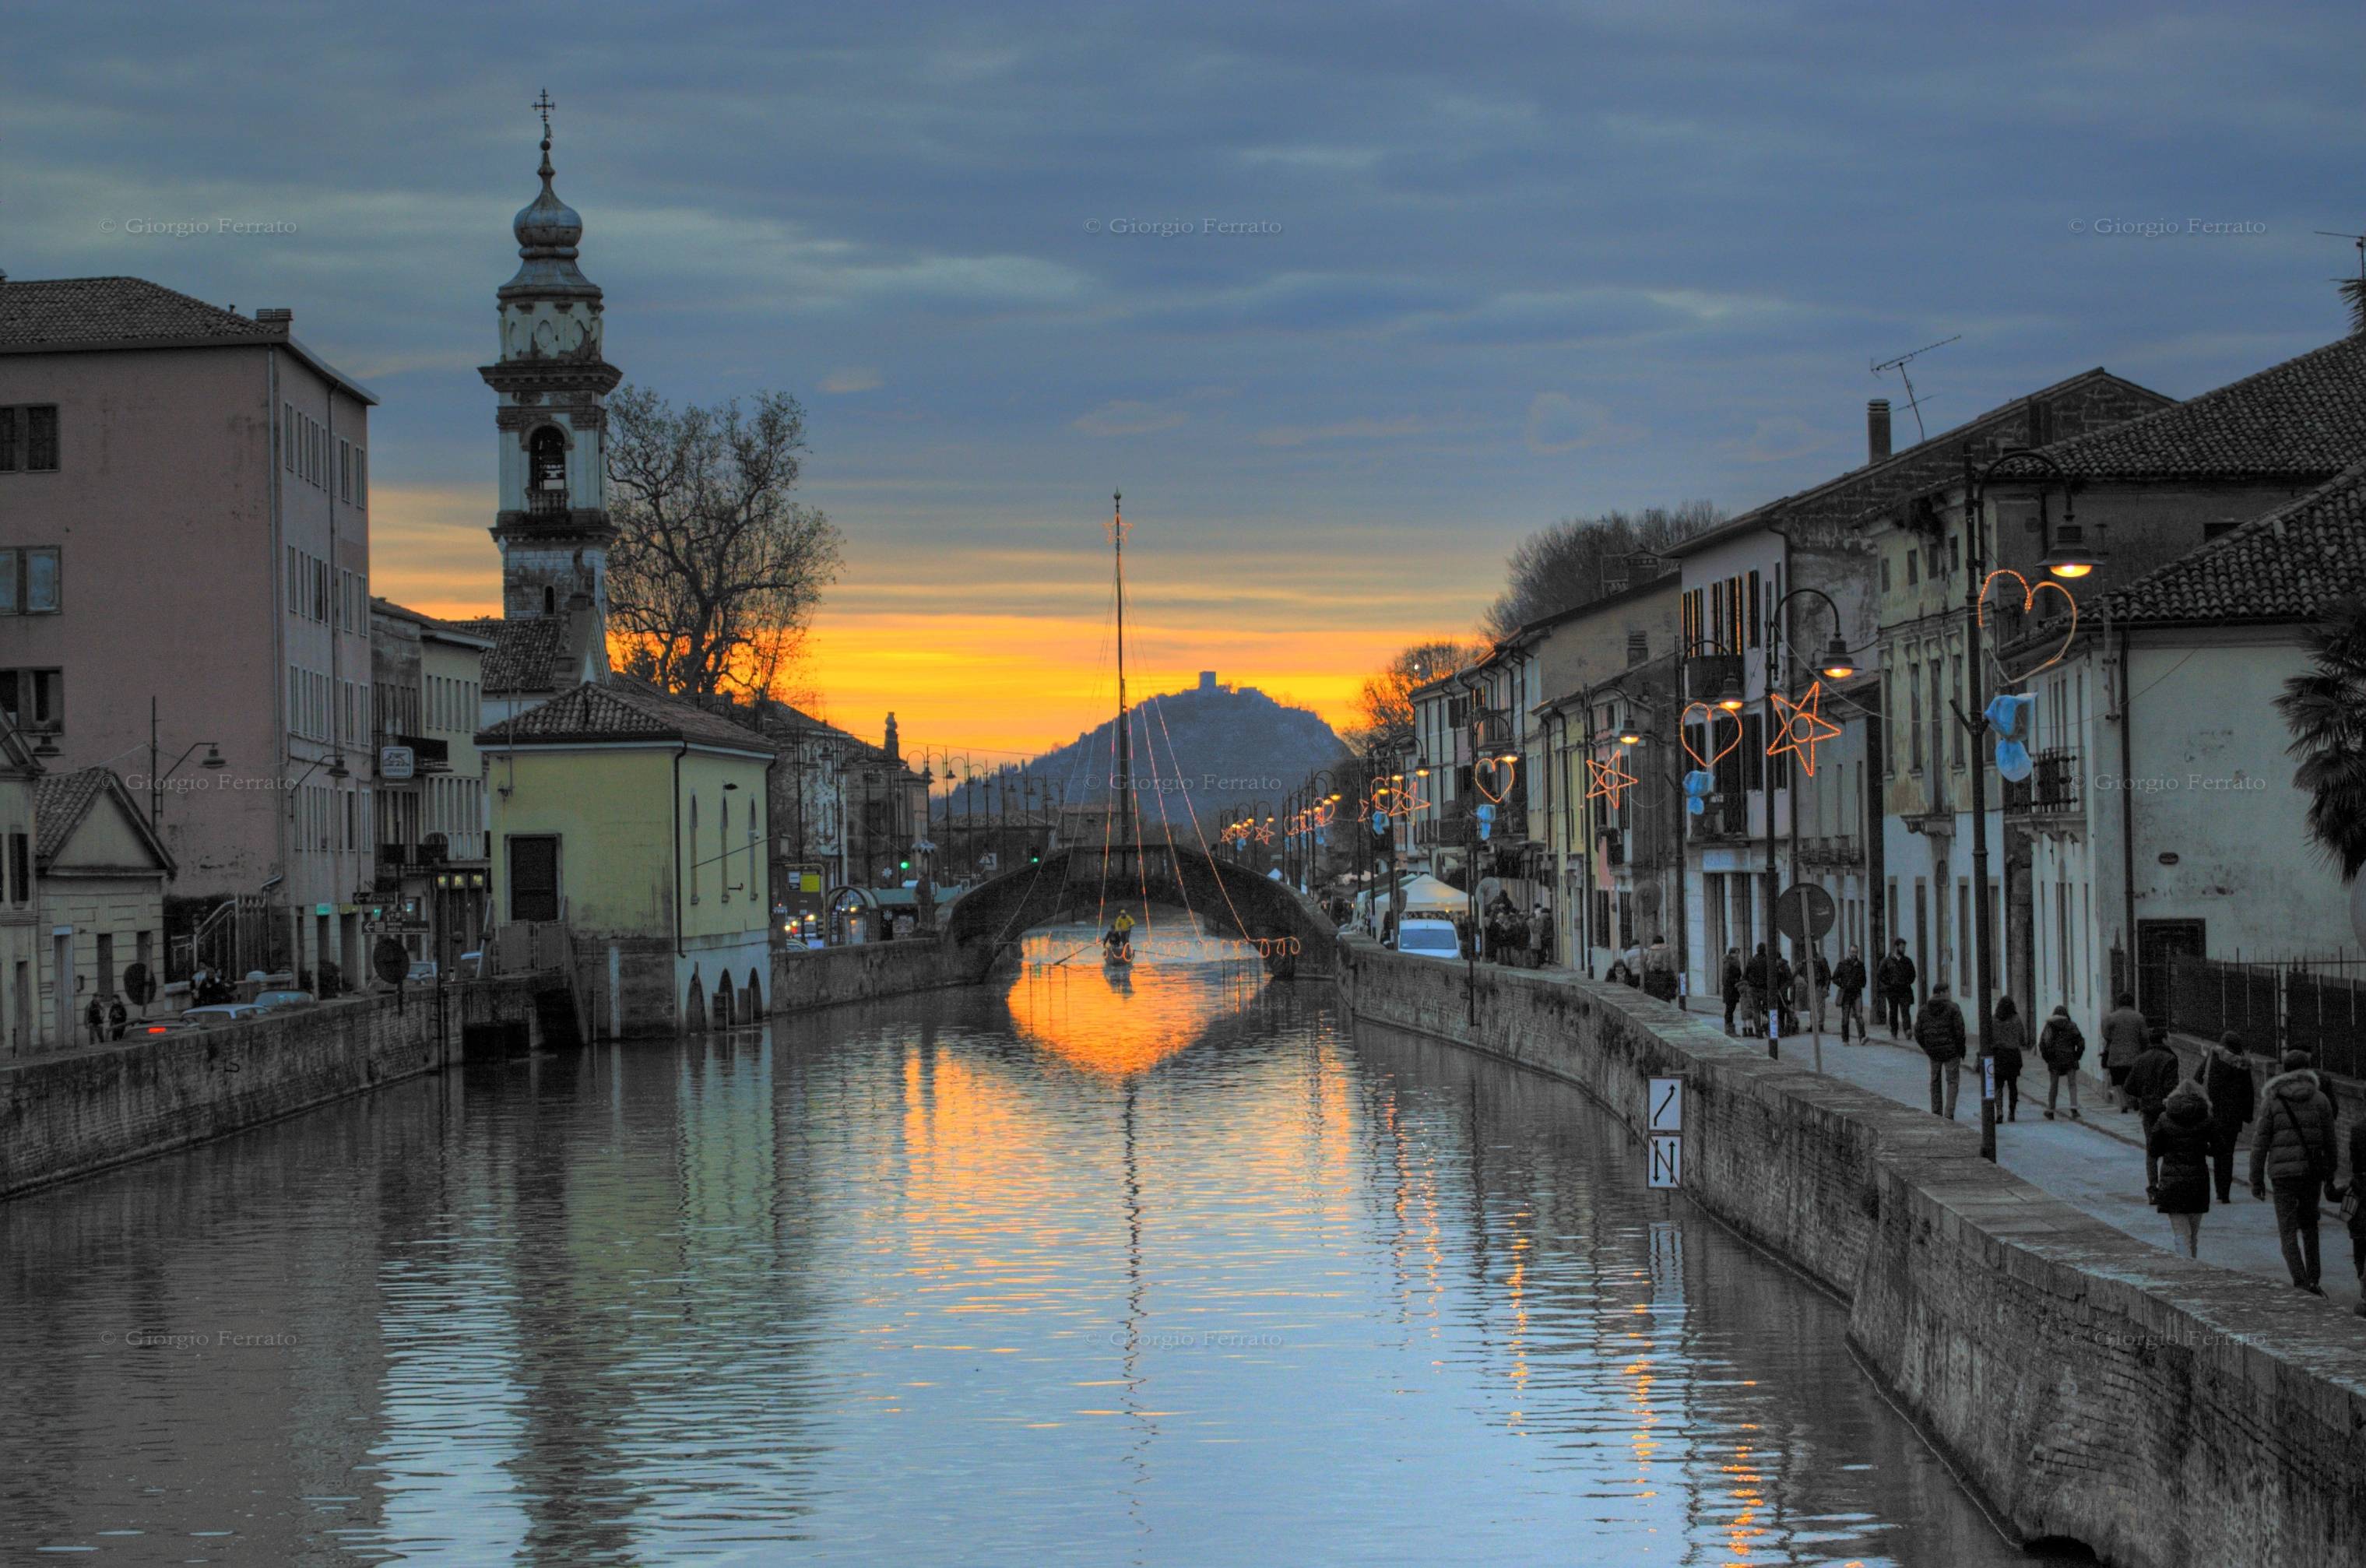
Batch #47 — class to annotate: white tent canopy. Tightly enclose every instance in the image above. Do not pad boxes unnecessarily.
[1395,874,1466,916]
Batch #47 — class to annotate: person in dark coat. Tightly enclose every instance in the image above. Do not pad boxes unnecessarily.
[107,996,128,1041]
[2037,1004,2085,1119]
[2149,1079,2215,1259]
[1742,944,1772,1030]
[2125,1025,2185,1165]
[2251,1049,2340,1295]
[1914,979,1967,1119]
[2099,992,2149,1112]
[1876,940,1916,1039]
[83,994,104,1046]
[2341,1116,2366,1319]
[1832,947,1867,1042]
[1721,947,1743,1035]
[2196,1032,2257,1205]
[1988,996,2028,1121]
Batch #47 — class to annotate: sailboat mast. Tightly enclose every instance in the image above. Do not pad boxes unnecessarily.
[1113,490,1134,849]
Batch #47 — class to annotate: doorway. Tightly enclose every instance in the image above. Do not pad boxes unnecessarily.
[2136,919,2206,1023]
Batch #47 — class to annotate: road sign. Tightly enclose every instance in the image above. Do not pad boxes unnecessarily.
[1647,1078,1683,1187]
[1774,883,1837,944]
[379,744,416,781]
[1647,1077,1683,1134]
[1648,1135,1683,1188]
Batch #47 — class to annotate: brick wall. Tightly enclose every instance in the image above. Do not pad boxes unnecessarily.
[771,937,988,1014]
[1338,938,2366,1568]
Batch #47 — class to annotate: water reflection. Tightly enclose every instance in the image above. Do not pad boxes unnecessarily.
[0,939,2051,1565]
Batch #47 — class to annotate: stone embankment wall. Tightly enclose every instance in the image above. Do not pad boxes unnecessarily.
[1337,938,2366,1568]
[769,937,988,1015]
[0,976,554,1201]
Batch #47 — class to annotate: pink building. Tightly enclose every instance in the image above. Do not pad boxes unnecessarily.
[0,274,378,984]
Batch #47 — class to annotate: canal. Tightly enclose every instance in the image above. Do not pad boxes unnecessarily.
[0,930,2042,1564]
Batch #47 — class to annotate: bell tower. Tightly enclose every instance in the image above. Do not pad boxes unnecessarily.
[483,90,621,646]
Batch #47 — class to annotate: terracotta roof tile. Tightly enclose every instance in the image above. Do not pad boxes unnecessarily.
[2104,462,2366,624]
[33,767,110,867]
[477,681,776,755]
[0,276,283,350]
[2042,335,2366,481]
[451,615,571,694]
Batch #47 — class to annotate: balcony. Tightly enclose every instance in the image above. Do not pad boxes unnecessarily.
[375,734,452,778]
[2003,747,2082,818]
[1689,795,1748,842]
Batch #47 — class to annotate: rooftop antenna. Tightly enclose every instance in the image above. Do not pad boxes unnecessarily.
[1870,334,1961,445]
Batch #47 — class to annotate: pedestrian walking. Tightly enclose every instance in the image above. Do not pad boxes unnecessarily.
[1528,904,1549,969]
[83,994,104,1046]
[107,995,128,1042]
[1877,939,1916,1039]
[2250,1049,2339,1296]
[2150,1079,2215,1259]
[2197,1032,2257,1204]
[1832,946,1866,1042]
[1721,947,1743,1036]
[2127,1025,2184,1171]
[1639,934,1675,1001]
[1988,996,2027,1121]
[1742,944,1773,1035]
[1914,979,1967,1119]
[2037,1004,2085,1119]
[2100,992,2149,1112]
[2340,1116,2366,1317]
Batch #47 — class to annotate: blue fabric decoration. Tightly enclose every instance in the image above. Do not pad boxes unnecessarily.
[1996,738,2033,782]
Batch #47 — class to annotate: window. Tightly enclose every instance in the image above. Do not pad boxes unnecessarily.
[1908,660,1925,771]
[287,546,300,613]
[1905,548,1918,586]
[339,438,352,503]
[0,548,60,614]
[1949,655,1966,767]
[1926,659,1944,788]
[283,403,297,471]
[0,406,60,473]
[0,669,62,733]
[7,832,29,906]
[529,426,568,512]
[355,448,368,510]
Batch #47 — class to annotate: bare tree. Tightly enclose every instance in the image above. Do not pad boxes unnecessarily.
[1481,501,1724,641]
[606,385,844,698]
[1348,639,1478,752]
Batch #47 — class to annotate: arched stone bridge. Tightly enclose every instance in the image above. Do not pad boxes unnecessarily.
[942,845,1338,977]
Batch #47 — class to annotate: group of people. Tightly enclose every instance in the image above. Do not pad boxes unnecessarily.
[1606,933,1681,1002]
[1102,910,1136,962]
[1480,899,1549,969]
[1717,942,1830,1038]
[80,993,131,1044]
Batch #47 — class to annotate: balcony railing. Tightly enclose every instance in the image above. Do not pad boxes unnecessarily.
[2003,747,2082,817]
[1689,795,1748,842]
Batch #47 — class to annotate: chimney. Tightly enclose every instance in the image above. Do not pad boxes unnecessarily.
[1867,399,1892,463]
[255,307,293,328]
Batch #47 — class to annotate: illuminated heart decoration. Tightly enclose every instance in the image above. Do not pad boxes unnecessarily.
[1474,756,1515,803]
[1680,701,1742,770]
[1978,569,2079,687]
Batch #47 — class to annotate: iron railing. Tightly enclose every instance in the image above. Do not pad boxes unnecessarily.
[2167,952,2366,1079]
[2003,747,2081,816]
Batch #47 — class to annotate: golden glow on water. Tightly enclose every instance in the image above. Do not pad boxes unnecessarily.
[1004,922,1267,1077]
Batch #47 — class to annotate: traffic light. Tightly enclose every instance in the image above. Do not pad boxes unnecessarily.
[899,858,910,870]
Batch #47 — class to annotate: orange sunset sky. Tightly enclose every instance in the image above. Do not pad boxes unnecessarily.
[368,480,1491,759]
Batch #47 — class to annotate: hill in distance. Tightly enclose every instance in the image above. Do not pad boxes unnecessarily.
[947,673,1349,833]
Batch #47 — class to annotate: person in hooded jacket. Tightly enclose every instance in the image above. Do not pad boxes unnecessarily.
[2125,1025,2185,1163]
[1914,979,1967,1118]
[2251,1049,2340,1296]
[2037,1004,2085,1119]
[2099,992,2149,1112]
[1988,996,2028,1121]
[2149,1079,2215,1259]
[2196,1031,2257,1205]
[1832,947,1867,1042]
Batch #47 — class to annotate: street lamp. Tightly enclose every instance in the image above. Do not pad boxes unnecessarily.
[1960,446,2084,1162]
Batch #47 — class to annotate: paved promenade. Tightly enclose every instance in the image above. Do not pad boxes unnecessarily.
[1749,1014,2366,1313]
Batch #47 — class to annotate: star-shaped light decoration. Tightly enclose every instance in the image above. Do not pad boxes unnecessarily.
[1768,680,1844,778]
[1584,752,1639,806]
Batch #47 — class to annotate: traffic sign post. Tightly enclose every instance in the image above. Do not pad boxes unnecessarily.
[1774,884,1837,1072]
[1647,1077,1684,1190]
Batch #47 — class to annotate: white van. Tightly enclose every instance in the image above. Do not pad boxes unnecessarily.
[1394,917,1462,961]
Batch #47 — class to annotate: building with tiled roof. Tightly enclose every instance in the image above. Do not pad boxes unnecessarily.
[2101,462,2366,626]
[2041,335,2366,483]
[479,679,775,756]
[0,272,376,987]
[30,766,176,1042]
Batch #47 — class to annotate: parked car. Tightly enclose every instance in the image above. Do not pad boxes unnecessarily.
[181,1004,263,1028]
[1394,917,1462,961]
[406,961,438,986]
[129,1017,206,1038]
[250,990,318,1014]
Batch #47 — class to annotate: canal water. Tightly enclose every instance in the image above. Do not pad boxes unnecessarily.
[0,929,2043,1565]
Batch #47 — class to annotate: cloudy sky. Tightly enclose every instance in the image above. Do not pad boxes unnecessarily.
[9,2,2363,754]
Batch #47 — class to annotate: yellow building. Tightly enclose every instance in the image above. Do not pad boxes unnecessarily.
[480,680,775,1038]
[35,765,176,1041]
[1,726,42,1053]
